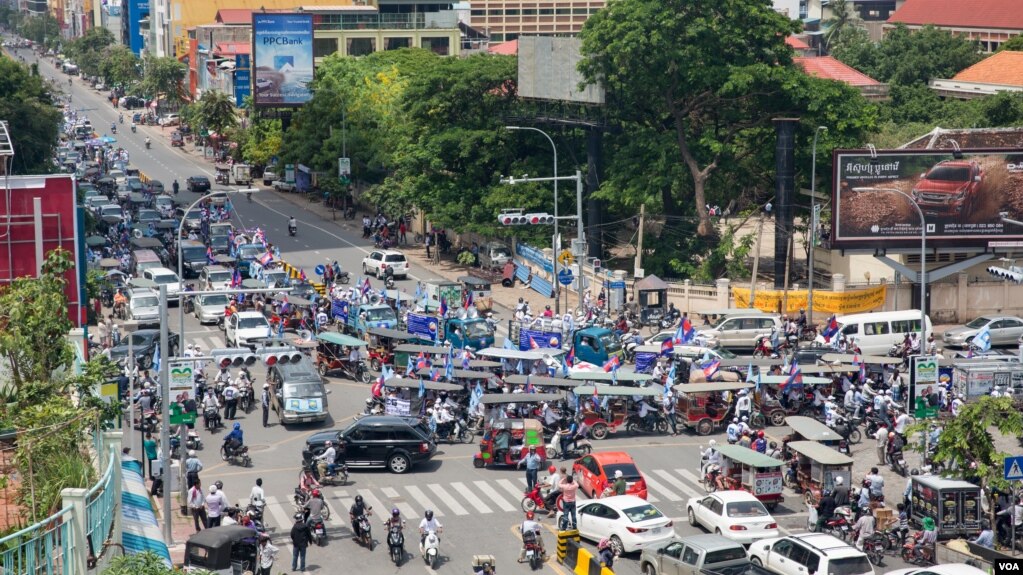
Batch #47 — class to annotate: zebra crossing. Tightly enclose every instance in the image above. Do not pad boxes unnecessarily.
[258,467,710,537]
[184,330,228,352]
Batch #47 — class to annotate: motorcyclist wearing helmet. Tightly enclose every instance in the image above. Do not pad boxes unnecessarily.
[418,509,443,546]
[349,494,372,538]
[518,510,545,562]
[541,465,562,515]
[314,440,338,476]
[752,430,767,454]
[384,507,406,532]
[597,538,617,568]
[700,440,721,480]
[303,488,325,526]
[223,422,244,455]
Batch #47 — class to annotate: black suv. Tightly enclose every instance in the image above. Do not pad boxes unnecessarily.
[108,329,180,369]
[186,175,211,194]
[303,416,436,474]
[790,346,836,366]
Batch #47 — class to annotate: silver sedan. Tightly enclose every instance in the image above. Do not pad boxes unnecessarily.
[942,315,1023,348]
[193,293,230,325]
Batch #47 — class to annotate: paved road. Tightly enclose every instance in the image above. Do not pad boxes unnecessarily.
[16,47,923,575]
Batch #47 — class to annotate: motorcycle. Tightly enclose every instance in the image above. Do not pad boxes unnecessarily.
[332,270,351,285]
[521,483,563,513]
[220,439,252,467]
[434,418,473,444]
[310,515,327,547]
[145,138,151,149]
[752,336,778,358]
[354,513,373,549]
[130,124,136,133]
[888,449,907,477]
[203,405,222,431]
[522,530,544,570]
[829,414,862,445]
[386,522,405,565]
[545,429,593,460]
[238,384,254,413]
[356,397,385,420]
[420,530,440,568]
[820,506,854,540]
[315,460,349,486]
[626,413,668,435]
[621,332,644,362]
[901,533,934,566]
[288,224,297,237]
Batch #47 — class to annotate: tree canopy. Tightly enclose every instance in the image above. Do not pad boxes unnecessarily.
[0,58,61,174]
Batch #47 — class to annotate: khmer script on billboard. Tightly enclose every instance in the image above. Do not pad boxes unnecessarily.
[252,13,314,106]
[831,149,1023,249]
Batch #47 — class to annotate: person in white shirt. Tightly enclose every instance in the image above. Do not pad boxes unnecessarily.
[735,390,751,421]
[844,388,857,414]
[255,534,278,575]
[418,509,443,545]
[205,485,228,527]
[824,397,837,427]
[314,440,338,476]
[518,511,544,562]
[951,394,965,416]
[894,410,913,438]
[250,478,265,510]
[700,440,721,479]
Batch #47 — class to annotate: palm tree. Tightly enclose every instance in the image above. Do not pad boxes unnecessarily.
[823,0,860,52]
[196,91,238,152]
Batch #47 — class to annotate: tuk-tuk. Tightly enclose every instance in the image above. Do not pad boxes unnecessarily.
[315,331,372,383]
[476,346,566,376]
[715,444,785,511]
[504,374,578,391]
[184,525,258,575]
[477,392,566,422]
[215,164,231,184]
[383,377,464,416]
[572,383,663,439]
[784,440,853,506]
[634,274,669,327]
[782,416,849,456]
[674,381,754,435]
[394,344,453,372]
[568,369,654,385]
[458,275,493,312]
[365,328,431,371]
[751,375,831,427]
[473,417,547,469]
[416,367,496,384]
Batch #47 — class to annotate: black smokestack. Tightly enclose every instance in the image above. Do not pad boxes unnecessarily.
[773,118,799,289]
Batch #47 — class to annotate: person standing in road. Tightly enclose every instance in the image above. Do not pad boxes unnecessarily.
[559,474,578,529]
[187,479,208,532]
[261,383,271,428]
[255,533,278,575]
[143,433,158,480]
[662,390,678,436]
[611,470,627,496]
[223,379,239,420]
[875,423,889,466]
[425,232,433,259]
[185,450,203,488]
[518,445,542,492]
[205,484,228,527]
[290,513,312,572]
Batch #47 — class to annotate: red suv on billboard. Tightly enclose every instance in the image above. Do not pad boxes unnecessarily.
[911,160,984,217]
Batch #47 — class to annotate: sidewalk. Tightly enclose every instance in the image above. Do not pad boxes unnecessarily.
[151,488,196,565]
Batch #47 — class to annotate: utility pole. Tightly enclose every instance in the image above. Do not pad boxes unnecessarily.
[634,204,645,277]
[749,213,765,307]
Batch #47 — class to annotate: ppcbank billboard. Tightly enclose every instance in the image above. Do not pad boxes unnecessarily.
[252,13,314,107]
[831,148,1023,249]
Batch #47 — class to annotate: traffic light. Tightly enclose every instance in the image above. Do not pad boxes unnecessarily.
[987,265,1023,283]
[260,347,304,366]
[527,213,555,225]
[211,348,259,369]
[499,210,527,225]
[498,210,554,225]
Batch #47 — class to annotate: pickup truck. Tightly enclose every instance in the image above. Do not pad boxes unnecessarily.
[272,179,296,193]
[701,565,776,575]
[639,534,750,575]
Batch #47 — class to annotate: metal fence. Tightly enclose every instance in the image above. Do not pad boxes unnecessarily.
[0,506,78,575]
[85,453,116,558]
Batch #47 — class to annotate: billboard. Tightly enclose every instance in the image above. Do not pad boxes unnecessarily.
[831,148,1023,249]
[252,13,314,107]
[517,36,605,105]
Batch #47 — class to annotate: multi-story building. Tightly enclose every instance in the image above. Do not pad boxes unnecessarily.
[887,0,1023,52]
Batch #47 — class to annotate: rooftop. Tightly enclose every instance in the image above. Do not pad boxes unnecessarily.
[793,56,883,87]
[888,0,1023,31]
[214,41,250,56]
[900,126,1023,149]
[785,35,810,50]
[488,39,517,56]
[214,8,252,25]
[952,50,1023,86]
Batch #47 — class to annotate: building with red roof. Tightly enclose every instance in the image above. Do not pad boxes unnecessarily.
[887,0,1023,52]
[793,56,890,100]
[931,50,1023,99]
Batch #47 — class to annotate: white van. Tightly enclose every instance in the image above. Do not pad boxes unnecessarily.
[836,310,931,355]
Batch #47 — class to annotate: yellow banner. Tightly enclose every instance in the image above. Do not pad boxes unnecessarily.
[730,285,887,315]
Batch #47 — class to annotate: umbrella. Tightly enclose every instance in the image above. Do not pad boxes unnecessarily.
[129,277,157,289]
[85,235,108,247]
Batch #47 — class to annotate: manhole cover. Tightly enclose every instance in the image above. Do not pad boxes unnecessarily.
[247,444,270,452]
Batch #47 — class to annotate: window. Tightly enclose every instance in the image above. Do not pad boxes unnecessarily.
[682,547,699,565]
[708,498,724,515]
[313,37,338,58]
[828,556,872,575]
[841,324,858,336]
[421,37,450,55]
[539,8,553,14]
[384,37,411,50]
[662,542,683,559]
[470,9,484,16]
[802,549,819,572]
[523,8,537,15]
[785,542,810,565]
[892,319,921,333]
[505,8,520,15]
[773,539,793,556]
[864,322,889,336]
[759,318,776,329]
[346,37,375,57]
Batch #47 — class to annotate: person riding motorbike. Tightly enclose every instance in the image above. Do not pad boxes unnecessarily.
[288,217,297,235]
[314,440,338,477]
[131,121,136,133]
[172,179,180,194]
[223,422,244,456]
[912,517,938,563]
[382,264,395,287]
[111,122,117,134]
[302,488,326,527]
[298,466,320,498]
[349,494,372,538]
[113,289,128,318]
[418,509,442,546]
[119,113,124,124]
[541,465,562,514]
[145,136,151,149]
[518,511,545,562]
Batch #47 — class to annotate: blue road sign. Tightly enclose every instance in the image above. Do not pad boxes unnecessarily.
[1005,456,1023,480]
[558,269,574,286]
[609,281,626,289]
[315,264,326,275]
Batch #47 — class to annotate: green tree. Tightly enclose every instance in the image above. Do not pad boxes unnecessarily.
[103,552,213,575]
[65,27,115,78]
[99,45,141,87]
[239,117,282,168]
[834,24,981,87]
[138,55,186,109]
[0,249,74,389]
[195,90,238,149]
[0,58,61,174]
[997,36,1023,52]
[822,0,861,51]
[578,0,801,237]
[19,14,59,47]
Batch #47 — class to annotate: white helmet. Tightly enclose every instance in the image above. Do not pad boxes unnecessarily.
[614,470,623,479]
[188,450,196,457]
[709,439,717,447]
[834,476,843,486]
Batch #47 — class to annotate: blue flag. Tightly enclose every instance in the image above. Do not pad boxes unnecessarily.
[516,359,524,374]
[418,378,426,398]
[746,362,756,383]
[503,337,516,350]
[152,344,161,373]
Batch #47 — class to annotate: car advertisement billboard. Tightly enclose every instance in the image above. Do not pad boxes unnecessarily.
[252,13,314,107]
[831,148,1023,249]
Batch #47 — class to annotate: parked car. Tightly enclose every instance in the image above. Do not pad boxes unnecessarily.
[225,311,271,348]
[186,175,211,194]
[640,534,750,575]
[262,168,277,186]
[108,329,180,369]
[747,533,872,575]
[560,495,675,554]
[361,249,410,279]
[479,241,512,269]
[158,114,181,127]
[573,451,649,500]
[942,315,1023,348]
[686,491,779,545]
[883,564,987,575]
[911,159,983,218]
[303,415,437,474]
[193,293,230,325]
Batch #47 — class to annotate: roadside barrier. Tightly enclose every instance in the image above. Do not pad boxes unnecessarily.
[559,530,614,575]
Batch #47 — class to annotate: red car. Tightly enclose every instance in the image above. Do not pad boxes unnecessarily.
[911,159,983,217]
[573,451,649,500]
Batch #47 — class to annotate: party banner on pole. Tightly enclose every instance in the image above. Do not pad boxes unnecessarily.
[731,285,886,315]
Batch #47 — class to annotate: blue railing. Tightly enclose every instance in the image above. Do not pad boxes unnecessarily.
[0,506,78,575]
[85,453,116,554]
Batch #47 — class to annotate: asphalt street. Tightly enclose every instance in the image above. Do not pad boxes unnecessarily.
[17,47,921,574]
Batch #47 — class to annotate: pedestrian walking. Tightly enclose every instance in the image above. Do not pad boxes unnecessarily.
[261,383,270,427]
[187,480,208,532]
[205,484,228,527]
[662,390,678,436]
[517,445,542,492]
[223,380,238,419]
[425,232,432,259]
[255,534,279,575]
[143,433,158,480]
[875,423,889,466]
[290,513,312,571]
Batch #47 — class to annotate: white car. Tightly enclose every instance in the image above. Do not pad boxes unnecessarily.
[561,495,674,555]
[748,533,873,575]
[200,265,233,291]
[158,114,180,127]
[225,311,271,348]
[362,249,409,279]
[142,267,182,302]
[255,78,274,91]
[686,491,779,545]
[193,293,230,325]
[126,288,161,326]
[99,204,124,221]
[883,564,987,575]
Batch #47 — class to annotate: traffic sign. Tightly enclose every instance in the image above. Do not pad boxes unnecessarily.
[315,264,326,275]
[558,250,574,266]
[1005,456,1023,480]
[609,281,626,289]
[557,268,574,286]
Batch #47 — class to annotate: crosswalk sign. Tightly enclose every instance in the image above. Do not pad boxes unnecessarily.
[1005,456,1023,481]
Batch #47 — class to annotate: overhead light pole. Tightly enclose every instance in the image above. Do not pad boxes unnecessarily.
[807,126,827,325]
[853,186,927,347]
[506,126,561,314]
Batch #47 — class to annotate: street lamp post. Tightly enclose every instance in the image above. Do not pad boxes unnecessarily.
[507,126,560,314]
[807,126,827,324]
[122,319,140,455]
[177,188,259,341]
[853,187,928,347]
